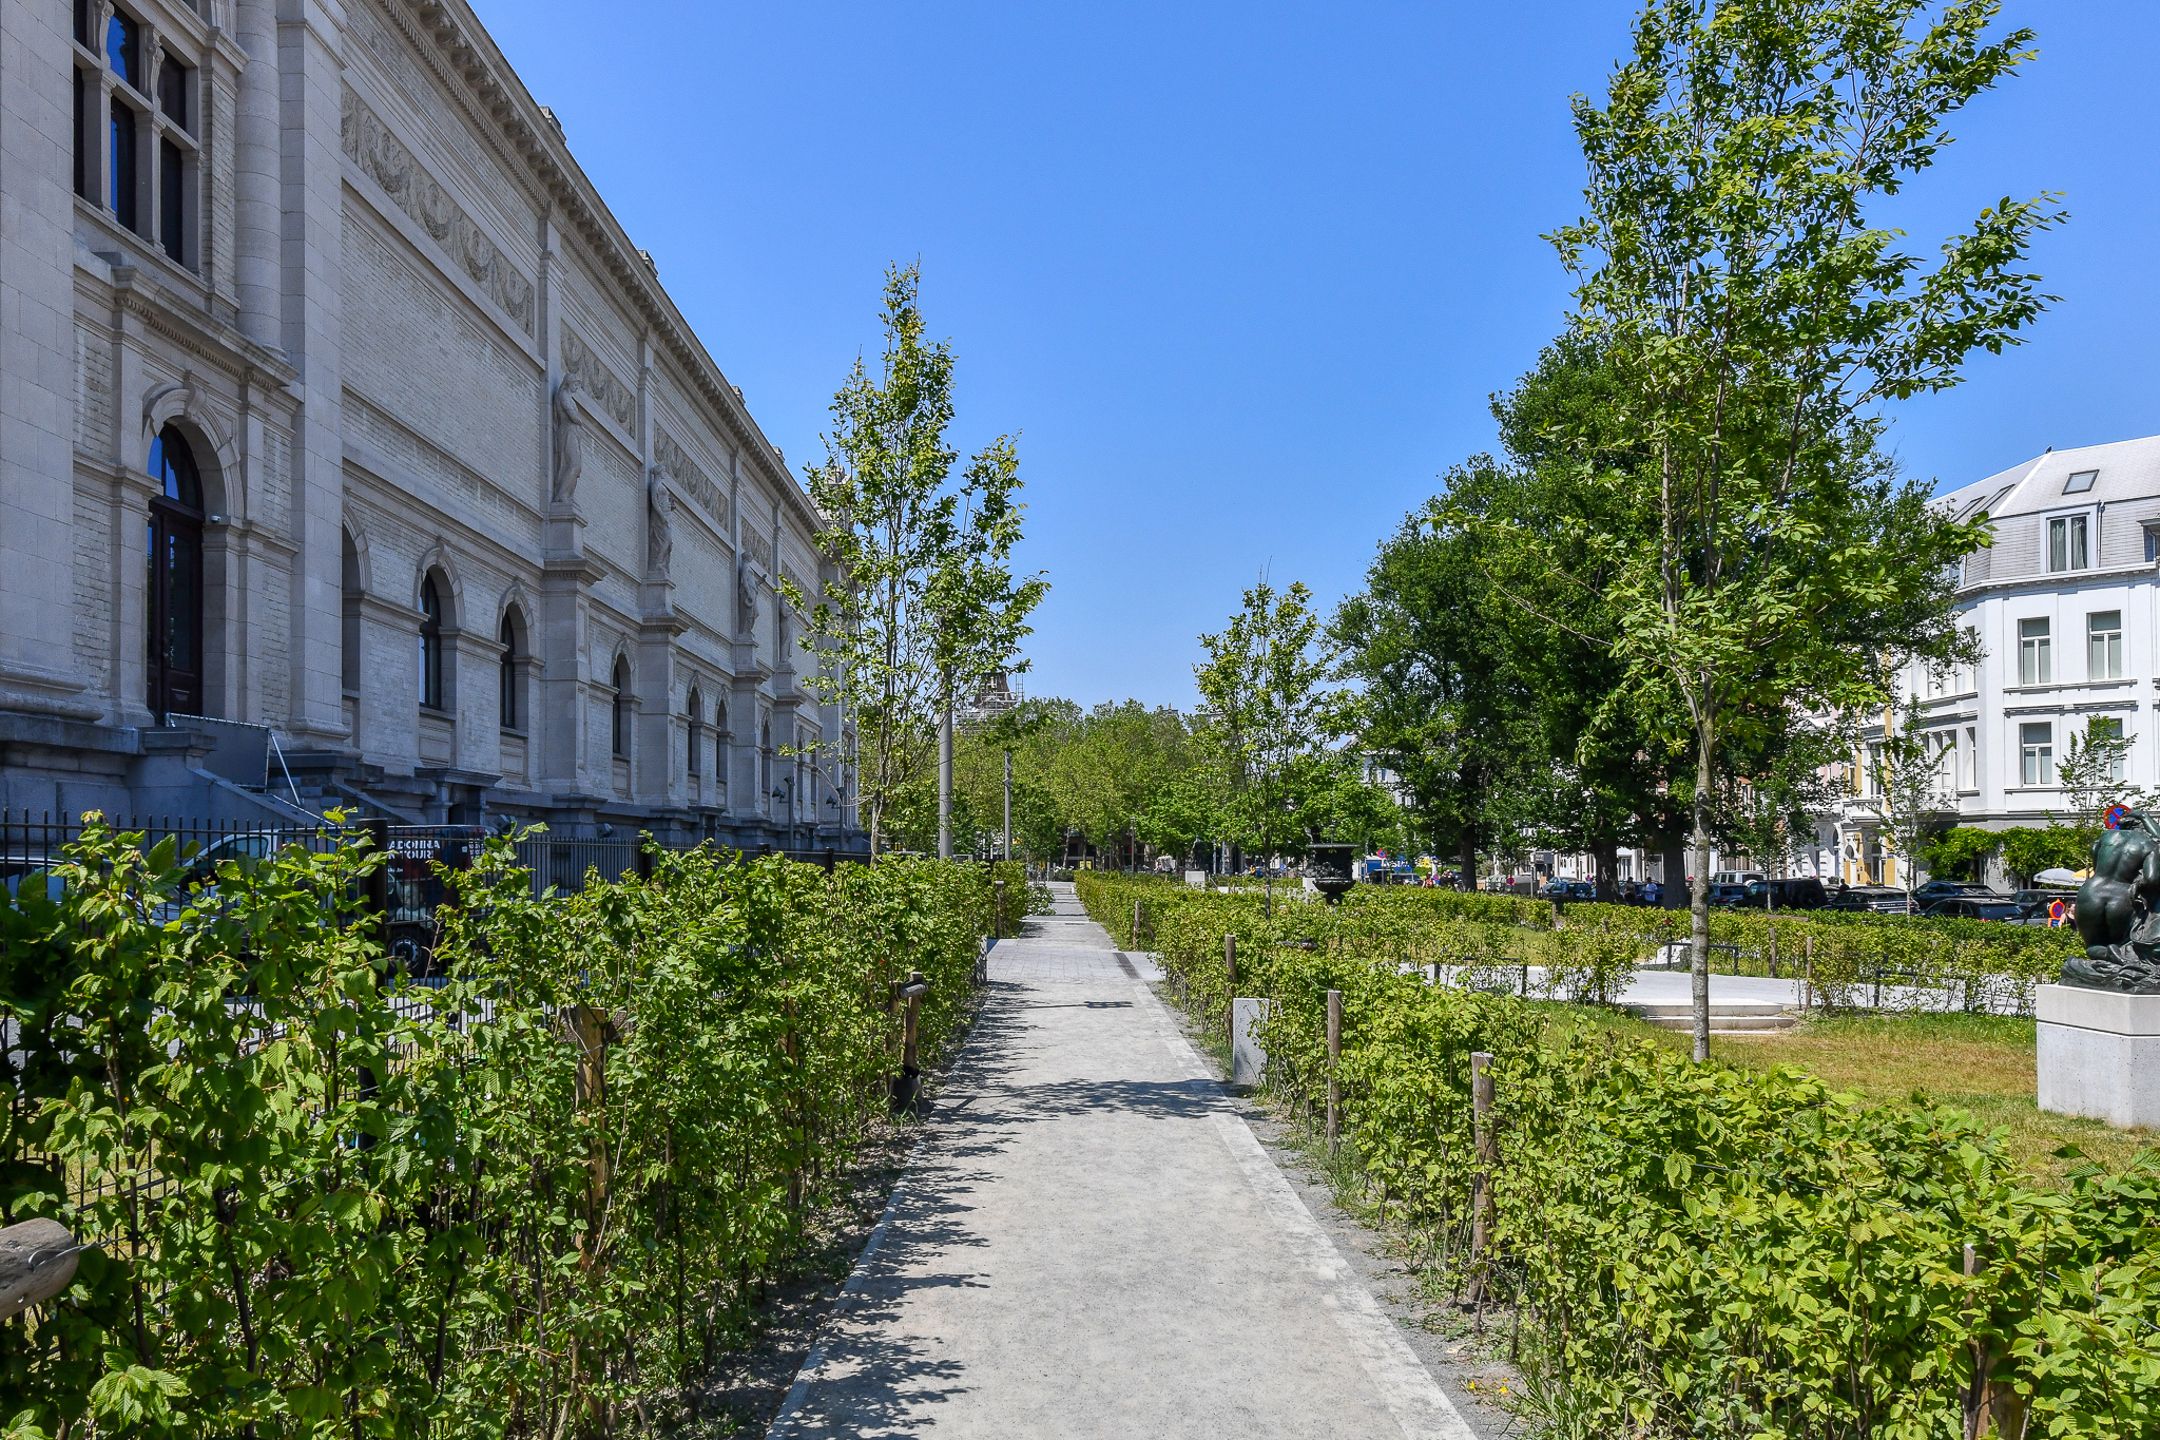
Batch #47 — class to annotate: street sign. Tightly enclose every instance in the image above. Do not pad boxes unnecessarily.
[2106,803,2131,830]
[2048,899,2070,928]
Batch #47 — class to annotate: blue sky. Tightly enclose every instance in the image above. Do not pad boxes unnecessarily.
[477,1,2160,710]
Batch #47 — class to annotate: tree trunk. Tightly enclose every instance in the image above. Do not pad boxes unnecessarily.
[1690,737,1715,1062]
[1660,813,1689,909]
[1591,837,1620,902]
[1458,829,1478,893]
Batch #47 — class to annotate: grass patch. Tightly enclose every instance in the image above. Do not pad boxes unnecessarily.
[1545,1006,2155,1184]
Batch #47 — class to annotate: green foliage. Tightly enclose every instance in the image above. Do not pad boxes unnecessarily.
[1083,874,2160,1437]
[1,819,991,1437]
[792,263,1046,854]
[1998,826,2090,884]
[1923,825,2003,881]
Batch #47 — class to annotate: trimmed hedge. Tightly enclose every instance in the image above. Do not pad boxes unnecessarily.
[1080,872,2160,1438]
[2,821,991,1438]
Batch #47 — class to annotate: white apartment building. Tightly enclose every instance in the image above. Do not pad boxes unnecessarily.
[0,0,858,846]
[1830,436,2160,884]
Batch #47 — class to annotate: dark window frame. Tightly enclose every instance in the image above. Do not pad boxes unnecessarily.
[418,576,446,711]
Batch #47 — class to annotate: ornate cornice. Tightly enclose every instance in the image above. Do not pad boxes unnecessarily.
[384,0,826,538]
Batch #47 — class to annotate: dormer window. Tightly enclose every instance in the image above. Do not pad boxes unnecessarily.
[2063,470,2097,495]
[2049,514,2090,573]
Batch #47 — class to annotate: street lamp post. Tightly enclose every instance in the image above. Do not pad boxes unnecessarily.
[773,776,796,852]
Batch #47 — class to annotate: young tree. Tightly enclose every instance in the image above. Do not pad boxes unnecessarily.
[1868,696,1952,907]
[1507,0,2054,1057]
[1195,580,1338,911]
[793,264,1046,855]
[2057,716,2149,857]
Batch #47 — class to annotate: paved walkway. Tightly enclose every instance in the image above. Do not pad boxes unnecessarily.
[769,884,1475,1440]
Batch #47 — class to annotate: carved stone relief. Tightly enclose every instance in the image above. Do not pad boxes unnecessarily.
[559,329,636,432]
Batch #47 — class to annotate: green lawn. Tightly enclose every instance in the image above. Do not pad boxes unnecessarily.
[1547,1006,2155,1184]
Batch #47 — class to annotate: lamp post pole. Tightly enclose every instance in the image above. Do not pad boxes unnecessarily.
[1003,748,1013,862]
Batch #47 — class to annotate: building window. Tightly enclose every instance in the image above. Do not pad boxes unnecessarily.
[611,658,631,759]
[2089,610,2124,681]
[2018,617,2051,685]
[1962,725,1978,790]
[2091,716,2128,784]
[418,576,446,710]
[340,530,362,694]
[2063,470,2098,495]
[2048,515,2091,573]
[1863,741,1883,798]
[75,8,199,268]
[761,719,773,801]
[109,98,138,231]
[686,687,703,776]
[498,612,525,731]
[145,425,204,720]
[2019,722,2054,787]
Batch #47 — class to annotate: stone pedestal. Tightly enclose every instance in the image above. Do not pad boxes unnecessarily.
[2035,983,2160,1129]
[1231,999,1272,1089]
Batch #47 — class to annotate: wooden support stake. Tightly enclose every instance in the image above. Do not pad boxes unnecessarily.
[1962,1243,2027,1439]
[1325,988,1343,1160]
[1131,900,1143,950]
[892,971,929,1113]
[1224,934,1238,1048]
[0,1219,79,1323]
[1802,934,1814,1019]
[1468,1051,1497,1306]
[569,1003,609,1262]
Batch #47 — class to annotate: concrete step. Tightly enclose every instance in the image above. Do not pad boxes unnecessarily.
[1634,1012,1796,1032]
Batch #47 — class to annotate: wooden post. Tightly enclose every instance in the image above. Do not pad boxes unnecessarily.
[891,972,929,1113]
[0,1219,79,1322]
[1962,1244,2026,1439]
[1224,934,1238,1048]
[1325,988,1342,1160]
[569,1003,609,1260]
[1802,934,1815,1019]
[1131,900,1143,950]
[1469,1051,1497,1306]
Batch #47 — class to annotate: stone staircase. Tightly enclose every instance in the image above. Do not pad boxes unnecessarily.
[1627,999,1799,1035]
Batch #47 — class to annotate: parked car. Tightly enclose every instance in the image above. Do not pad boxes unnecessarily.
[1564,879,1598,901]
[1706,882,1752,907]
[1823,885,1918,915]
[1913,879,2005,908]
[1709,869,1766,888]
[1921,896,2029,923]
[1739,876,1829,910]
[2011,887,2078,921]
[1538,878,1571,899]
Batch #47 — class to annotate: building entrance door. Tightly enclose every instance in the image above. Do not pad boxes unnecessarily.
[145,426,205,719]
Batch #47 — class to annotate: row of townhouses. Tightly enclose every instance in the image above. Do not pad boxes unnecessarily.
[0,0,859,847]
[1832,435,2160,887]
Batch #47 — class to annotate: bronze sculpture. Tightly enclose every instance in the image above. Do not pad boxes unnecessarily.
[2070,812,2160,993]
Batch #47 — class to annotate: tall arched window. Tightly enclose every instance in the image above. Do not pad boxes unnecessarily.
[685,686,703,777]
[146,424,204,719]
[498,610,525,731]
[611,657,632,759]
[418,575,445,710]
[761,718,773,801]
[340,530,362,694]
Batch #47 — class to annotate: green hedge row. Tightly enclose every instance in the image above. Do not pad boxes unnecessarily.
[2,820,991,1438]
[1078,872,2159,1438]
[1100,873,2077,1015]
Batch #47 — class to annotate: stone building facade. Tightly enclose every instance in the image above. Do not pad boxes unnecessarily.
[0,0,857,846]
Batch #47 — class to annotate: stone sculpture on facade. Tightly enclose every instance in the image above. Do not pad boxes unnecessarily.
[2070,813,2160,993]
[736,551,766,633]
[550,377,584,506]
[646,469,675,576]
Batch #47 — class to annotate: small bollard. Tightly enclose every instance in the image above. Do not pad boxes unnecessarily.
[1325,988,1342,1159]
[891,971,930,1114]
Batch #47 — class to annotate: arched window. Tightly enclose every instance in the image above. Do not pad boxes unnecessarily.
[685,686,703,776]
[498,610,525,731]
[145,425,204,718]
[611,657,632,759]
[340,530,362,694]
[418,574,445,710]
[761,718,773,800]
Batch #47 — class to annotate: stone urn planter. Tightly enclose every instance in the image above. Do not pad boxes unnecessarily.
[1307,843,1356,905]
